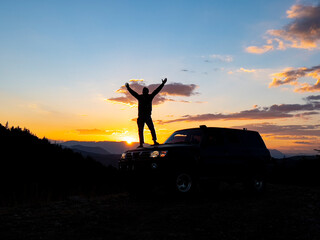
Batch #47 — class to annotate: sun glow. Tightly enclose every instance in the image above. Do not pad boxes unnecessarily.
[122,136,136,144]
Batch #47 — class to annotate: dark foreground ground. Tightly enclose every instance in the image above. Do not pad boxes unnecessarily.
[1,183,320,240]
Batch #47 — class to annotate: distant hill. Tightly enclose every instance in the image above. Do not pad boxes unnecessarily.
[60,143,130,167]
[68,145,111,155]
[60,141,139,154]
[269,149,285,159]
[66,146,119,168]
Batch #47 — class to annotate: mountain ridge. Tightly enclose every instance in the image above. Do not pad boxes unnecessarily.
[60,141,289,158]
[60,140,139,155]
[68,145,111,155]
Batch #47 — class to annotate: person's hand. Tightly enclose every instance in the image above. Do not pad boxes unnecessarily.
[162,78,167,84]
[125,83,129,88]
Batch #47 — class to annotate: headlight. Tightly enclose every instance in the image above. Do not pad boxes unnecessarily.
[150,151,159,158]
[121,153,126,159]
[150,150,168,158]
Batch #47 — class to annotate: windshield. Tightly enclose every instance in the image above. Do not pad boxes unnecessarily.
[164,129,202,144]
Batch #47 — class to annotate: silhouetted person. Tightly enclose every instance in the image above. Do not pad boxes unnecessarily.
[125,78,167,147]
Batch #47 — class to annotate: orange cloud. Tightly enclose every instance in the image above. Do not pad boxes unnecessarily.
[246,4,320,53]
[234,122,320,135]
[76,129,127,135]
[158,96,320,124]
[129,79,144,82]
[270,65,320,92]
[239,67,256,73]
[246,45,274,54]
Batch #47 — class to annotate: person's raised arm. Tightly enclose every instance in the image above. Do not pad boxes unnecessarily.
[151,78,167,97]
[125,83,139,99]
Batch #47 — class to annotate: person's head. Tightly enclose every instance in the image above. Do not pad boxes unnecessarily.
[142,87,149,95]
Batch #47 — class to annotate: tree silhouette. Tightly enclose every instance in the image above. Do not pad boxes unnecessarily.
[0,123,119,205]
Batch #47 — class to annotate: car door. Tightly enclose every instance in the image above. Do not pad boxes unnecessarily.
[200,129,228,179]
[222,130,247,178]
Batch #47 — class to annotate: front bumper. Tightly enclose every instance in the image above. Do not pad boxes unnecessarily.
[119,151,171,180]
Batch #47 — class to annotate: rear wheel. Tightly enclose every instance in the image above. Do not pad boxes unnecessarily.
[244,175,266,194]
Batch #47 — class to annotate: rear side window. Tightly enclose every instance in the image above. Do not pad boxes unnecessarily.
[224,130,241,146]
[245,131,266,148]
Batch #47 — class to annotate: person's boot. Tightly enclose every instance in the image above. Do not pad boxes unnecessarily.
[137,143,144,148]
[153,141,159,145]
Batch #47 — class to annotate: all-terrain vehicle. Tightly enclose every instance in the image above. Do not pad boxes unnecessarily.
[119,126,271,194]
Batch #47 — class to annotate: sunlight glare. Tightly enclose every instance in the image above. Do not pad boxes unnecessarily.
[123,136,135,144]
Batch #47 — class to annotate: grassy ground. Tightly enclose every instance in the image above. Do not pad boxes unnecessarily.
[1,183,320,240]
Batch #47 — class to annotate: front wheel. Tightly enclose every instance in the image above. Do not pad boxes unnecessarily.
[176,173,193,193]
[172,171,197,195]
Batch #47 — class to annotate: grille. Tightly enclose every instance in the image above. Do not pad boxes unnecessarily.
[125,151,150,161]
[125,152,133,161]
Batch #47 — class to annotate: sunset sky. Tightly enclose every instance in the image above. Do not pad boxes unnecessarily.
[0,0,319,155]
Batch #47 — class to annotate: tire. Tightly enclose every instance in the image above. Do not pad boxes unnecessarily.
[173,171,197,195]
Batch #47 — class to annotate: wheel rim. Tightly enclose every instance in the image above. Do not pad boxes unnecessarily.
[176,173,192,193]
[253,179,264,190]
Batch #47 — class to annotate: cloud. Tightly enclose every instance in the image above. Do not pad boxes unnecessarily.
[107,80,199,106]
[246,4,320,53]
[270,65,320,92]
[305,95,320,102]
[159,96,320,124]
[210,54,233,62]
[238,68,256,73]
[76,129,130,136]
[266,135,318,141]
[203,54,233,63]
[246,45,274,54]
[228,68,259,75]
[231,122,320,137]
[77,129,117,135]
[294,141,313,145]
[129,79,144,82]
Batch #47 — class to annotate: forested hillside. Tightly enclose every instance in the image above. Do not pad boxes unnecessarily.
[0,123,118,205]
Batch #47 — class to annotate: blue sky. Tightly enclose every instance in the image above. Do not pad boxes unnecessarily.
[0,0,319,154]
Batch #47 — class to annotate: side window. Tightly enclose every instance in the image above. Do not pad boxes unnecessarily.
[170,134,187,143]
[189,133,202,144]
[165,129,202,144]
[225,131,241,146]
[205,131,224,147]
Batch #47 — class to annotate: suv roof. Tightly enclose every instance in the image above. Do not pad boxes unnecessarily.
[170,126,266,148]
[175,125,255,133]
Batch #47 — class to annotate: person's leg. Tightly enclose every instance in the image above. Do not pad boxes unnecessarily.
[145,116,159,145]
[137,117,145,147]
